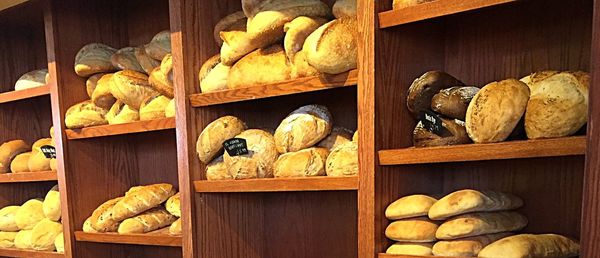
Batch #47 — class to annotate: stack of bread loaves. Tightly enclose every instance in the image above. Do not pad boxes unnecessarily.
[0,185,63,252]
[82,183,180,235]
[197,104,359,180]
[64,31,176,129]
[0,127,57,174]
[199,0,358,93]
[14,69,49,91]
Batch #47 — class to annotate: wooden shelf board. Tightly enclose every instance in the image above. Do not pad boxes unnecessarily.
[74,230,182,247]
[378,254,459,258]
[0,85,50,104]
[189,69,358,107]
[194,176,359,193]
[65,118,175,140]
[0,171,57,183]
[0,248,63,258]
[0,0,27,13]
[379,136,587,165]
[378,0,518,28]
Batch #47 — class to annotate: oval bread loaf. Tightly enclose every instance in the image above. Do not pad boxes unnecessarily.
[0,140,29,173]
[386,242,433,256]
[274,104,333,153]
[478,234,580,258]
[199,54,230,93]
[110,70,159,110]
[283,16,327,61]
[86,73,106,98]
[43,185,61,222]
[386,194,438,220]
[117,207,177,234]
[145,31,171,61]
[273,147,329,177]
[140,95,170,121]
[0,232,17,248]
[428,189,524,220]
[385,217,438,242]
[89,197,122,232]
[317,127,353,150]
[135,46,160,74]
[111,183,176,222]
[10,152,31,173]
[436,212,527,240]
[304,17,357,74]
[31,218,63,251]
[196,116,247,164]
[64,100,108,129]
[28,151,52,172]
[224,129,279,179]
[111,47,144,73]
[148,54,174,98]
[326,141,358,176]
[432,232,512,257]
[15,199,44,230]
[205,156,230,180]
[74,43,117,77]
[0,206,20,232]
[227,45,293,89]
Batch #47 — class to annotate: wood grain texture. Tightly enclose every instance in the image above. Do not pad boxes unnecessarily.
[378,0,519,28]
[0,85,50,104]
[0,171,57,183]
[74,230,182,247]
[189,70,357,107]
[0,248,63,258]
[194,177,359,192]
[64,118,175,140]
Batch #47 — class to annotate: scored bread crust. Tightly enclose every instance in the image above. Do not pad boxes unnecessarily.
[303,17,357,74]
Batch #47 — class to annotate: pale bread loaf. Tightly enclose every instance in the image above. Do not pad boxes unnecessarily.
[43,185,61,222]
[139,95,170,121]
[206,156,231,180]
[317,127,353,150]
[89,197,122,232]
[91,73,117,109]
[110,70,159,110]
[436,211,527,240]
[0,232,17,248]
[165,98,176,118]
[283,16,327,61]
[0,140,29,173]
[111,47,144,73]
[169,218,182,235]
[228,45,293,89]
[31,218,63,251]
[134,46,160,74]
[74,43,117,77]
[117,207,177,234]
[0,206,20,232]
[15,69,48,91]
[432,232,512,257]
[273,147,329,177]
[166,192,180,217]
[145,31,171,61]
[304,17,357,74]
[28,151,52,172]
[111,184,176,222]
[325,141,358,176]
[148,54,174,98]
[199,55,230,93]
[478,234,579,258]
[15,199,44,230]
[10,152,31,173]
[14,230,32,249]
[64,100,108,129]
[54,232,64,253]
[385,194,437,220]
[386,242,433,256]
[224,129,279,179]
[196,116,247,164]
[352,130,358,141]
[385,217,438,242]
[428,189,524,220]
[274,104,333,153]
[333,0,356,18]
[106,100,139,125]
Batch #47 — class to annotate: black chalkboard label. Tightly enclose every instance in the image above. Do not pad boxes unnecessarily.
[40,145,56,159]
[420,111,444,135]
[223,138,249,156]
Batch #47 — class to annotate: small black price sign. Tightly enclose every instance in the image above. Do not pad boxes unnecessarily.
[223,138,249,156]
[420,110,444,135]
[40,145,56,159]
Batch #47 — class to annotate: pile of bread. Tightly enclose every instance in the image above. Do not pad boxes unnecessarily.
[392,0,435,10]
[0,128,57,174]
[199,0,357,93]
[64,31,176,129]
[408,70,589,147]
[0,185,63,252]
[14,69,49,91]
[83,183,181,235]
[384,189,579,257]
[197,104,358,180]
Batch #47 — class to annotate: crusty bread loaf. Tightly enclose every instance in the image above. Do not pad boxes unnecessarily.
[386,194,438,220]
[140,95,170,121]
[31,218,63,251]
[213,11,247,46]
[431,86,480,120]
[106,100,139,125]
[165,98,176,118]
[32,138,52,154]
[304,17,357,74]
[28,151,52,172]
[228,45,293,89]
[86,73,106,98]
[148,54,174,98]
[89,197,122,232]
[110,70,159,110]
[273,147,329,177]
[169,218,182,235]
[117,207,177,234]
[413,118,471,147]
[82,217,98,233]
[386,242,433,256]
[0,140,29,173]
[393,0,434,9]
[54,232,64,253]
[15,69,48,91]
[166,192,180,217]
[224,129,279,179]
[199,54,230,93]
[352,130,358,142]
[196,116,247,164]
[92,73,117,109]
[333,0,356,18]
[111,184,176,222]
[111,47,144,73]
[436,212,527,240]
[317,127,353,150]
[274,104,333,153]
[64,100,108,129]
[135,46,160,75]
[465,79,530,143]
[283,16,327,61]
[0,232,17,248]
[145,31,171,61]
[385,217,438,242]
[291,49,320,78]
[43,185,61,222]
[428,189,524,220]
[205,156,231,180]
[407,71,465,118]
[326,141,358,176]
[0,206,20,232]
[432,232,512,257]
[74,43,117,77]
[10,152,31,173]
[478,234,579,258]
[15,199,44,230]
[14,230,32,249]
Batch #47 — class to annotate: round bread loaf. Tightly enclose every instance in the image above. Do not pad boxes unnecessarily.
[274,104,333,153]
[15,69,48,91]
[0,206,20,232]
[465,79,530,143]
[54,232,64,253]
[213,11,247,46]
[0,232,17,248]
[14,230,32,249]
[273,147,329,177]
[303,17,357,74]
[145,30,171,61]
[166,192,180,217]
[110,70,159,110]
[134,46,160,75]
[196,116,247,164]
[140,95,170,121]
[431,86,480,120]
[325,141,358,176]
[111,47,144,73]
[86,73,107,98]
[386,242,433,256]
[199,55,230,93]
[205,156,231,181]
[106,100,139,125]
[43,185,61,222]
[0,140,29,173]
[10,152,31,173]
[169,218,182,235]
[224,129,279,179]
[91,73,117,109]
[165,98,176,118]
[520,70,559,86]
[31,218,62,251]
[64,100,108,129]
[149,54,174,98]
[15,199,44,230]
[407,71,464,118]
[393,0,434,9]
[386,194,438,220]
[413,119,471,147]
[317,127,353,150]
[74,43,117,77]
[385,217,439,242]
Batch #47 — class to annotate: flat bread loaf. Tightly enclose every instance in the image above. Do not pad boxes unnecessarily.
[432,232,512,257]
[436,212,527,240]
[274,104,333,153]
[428,189,524,220]
[386,242,433,256]
[385,217,438,242]
[385,194,437,220]
[478,234,579,258]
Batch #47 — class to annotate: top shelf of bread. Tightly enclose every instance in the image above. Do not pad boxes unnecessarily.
[378,0,519,28]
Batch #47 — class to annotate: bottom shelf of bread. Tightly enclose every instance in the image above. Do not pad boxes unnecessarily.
[74,229,182,247]
[0,247,63,258]
[194,176,359,192]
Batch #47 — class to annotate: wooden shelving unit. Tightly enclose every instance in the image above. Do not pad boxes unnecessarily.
[194,176,359,193]
[0,85,50,104]
[74,231,182,247]
[65,118,176,140]
[0,248,63,258]
[0,171,57,183]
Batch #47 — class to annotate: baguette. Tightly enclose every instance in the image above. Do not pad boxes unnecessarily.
[117,207,177,234]
[385,217,438,242]
[478,234,579,258]
[89,197,122,232]
[429,189,524,220]
[432,232,512,257]
[82,217,98,233]
[436,211,527,240]
[386,194,437,220]
[111,184,176,222]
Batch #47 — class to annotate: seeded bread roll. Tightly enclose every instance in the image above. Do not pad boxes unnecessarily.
[393,0,434,9]
[385,217,438,242]
[274,104,333,153]
[436,212,527,240]
[31,218,63,251]
[111,183,176,222]
[224,129,279,179]
[274,147,329,177]
[0,140,29,173]
[196,116,247,164]
[386,242,433,256]
[10,152,31,173]
[385,194,438,220]
[317,127,353,150]
[43,185,61,222]
[0,206,20,232]
[117,207,177,234]
[15,69,48,91]
[413,118,471,147]
[169,218,182,235]
[148,54,174,98]
[0,232,17,248]
[205,156,230,181]
[199,54,230,93]
[82,217,98,233]
[165,98,176,118]
[325,141,358,176]
[432,233,512,257]
[478,234,580,258]
[86,73,107,98]
[74,43,117,77]
[111,47,144,73]
[139,95,170,121]
[110,70,159,110]
[145,31,171,61]
[407,71,465,118]
[431,86,480,120]
[64,100,108,129]
[15,199,44,230]
[303,17,358,74]
[89,197,122,232]
[106,100,139,125]
[166,192,180,217]
[14,230,32,249]
[428,189,524,220]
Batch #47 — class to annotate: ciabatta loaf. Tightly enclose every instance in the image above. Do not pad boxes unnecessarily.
[385,194,437,220]
[386,242,433,256]
[429,189,524,220]
[436,212,527,240]
[478,234,579,258]
[432,233,512,257]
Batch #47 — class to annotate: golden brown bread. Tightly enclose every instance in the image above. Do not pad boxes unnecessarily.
[117,207,177,234]
[478,234,579,258]
[196,116,247,164]
[213,11,247,46]
[106,100,139,125]
[86,73,107,98]
[385,217,438,242]
[15,69,48,91]
[283,16,327,61]
[428,189,524,220]
[31,218,63,251]
[148,54,174,98]
[274,104,333,153]
[317,127,353,150]
[28,149,52,172]
[89,197,122,232]
[111,47,144,73]
[91,74,117,109]
[83,217,98,233]
[303,17,357,74]
[43,185,61,222]
[205,156,231,181]
[111,184,176,222]
[10,152,31,173]
[0,206,20,232]
[385,194,438,220]
[145,31,171,61]
[332,0,356,18]
[326,141,358,176]
[64,100,108,129]
[386,242,433,256]
[74,43,117,77]
[224,129,280,179]
[110,70,159,109]
[166,192,180,217]
[432,233,512,257]
[139,95,170,121]
[407,71,465,118]
[199,55,230,93]
[273,147,329,177]
[0,140,29,173]
[436,212,527,240]
[227,45,293,89]
[135,46,160,75]
[169,218,182,235]
[15,199,44,230]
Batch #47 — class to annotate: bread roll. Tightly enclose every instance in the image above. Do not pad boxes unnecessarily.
[15,199,44,230]
[317,127,353,150]
[326,141,358,176]
[333,0,356,18]
[386,242,433,256]
[0,232,17,248]
[28,151,52,172]
[196,116,247,164]
[407,71,465,118]
[89,197,122,232]
[117,207,177,234]
[429,190,524,220]
[274,104,333,153]
[0,140,29,173]
[304,17,357,74]
[111,47,144,73]
[274,147,329,177]
[0,206,20,232]
[205,156,231,181]
[139,95,170,121]
[224,129,279,179]
[86,73,106,98]
[145,30,171,61]
[283,16,327,61]
[228,45,293,89]
[385,217,438,242]
[14,230,32,249]
[111,183,176,222]
[213,11,247,46]
[148,54,174,98]
[110,70,159,110]
[74,43,117,77]
[31,218,63,251]
[166,192,180,217]
[413,118,471,147]
[54,232,64,253]
[10,152,31,173]
[92,73,117,109]
[478,234,579,258]
[165,98,175,118]
[15,69,48,91]
[64,100,108,129]
[431,86,480,120]
[393,0,434,9]
[432,233,512,257]
[169,218,182,235]
[106,100,139,125]
[385,194,437,220]
[523,71,589,139]
[436,212,527,240]
[43,185,61,221]
[465,79,530,143]
[199,55,230,93]
[82,217,98,233]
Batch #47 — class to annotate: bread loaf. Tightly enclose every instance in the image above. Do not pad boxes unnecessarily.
[31,218,63,251]
[213,11,247,46]
[43,185,61,221]
[74,43,117,77]
[111,47,144,73]
[82,217,98,233]
[196,116,247,164]
[0,206,20,232]
[333,0,356,18]
[0,232,17,248]
[117,207,177,234]
[135,46,161,75]
[352,130,358,141]
[0,140,29,173]
[32,138,52,154]
[385,217,438,242]
[15,199,44,230]
[478,234,579,258]
[148,54,174,98]
[431,86,480,120]
[407,71,465,118]
[169,218,182,235]
[86,73,106,98]
[15,69,48,91]
[28,151,52,172]
[89,197,122,232]
[10,152,31,173]
[111,184,176,222]
[140,95,170,121]
[291,49,320,78]
[393,0,434,9]
[386,242,433,256]
[317,127,353,150]
[166,192,180,217]
[224,129,279,179]
[228,45,293,89]
[274,147,329,177]
[199,54,230,93]
[283,16,327,61]
[106,100,139,125]
[64,100,108,129]
[145,31,171,61]
[413,118,471,147]
[91,73,117,109]
[110,70,159,109]
[274,104,333,153]
[429,190,524,220]
[206,156,231,180]
[165,98,175,118]
[326,141,358,176]
[432,232,512,257]
[465,79,530,143]
[304,17,357,74]
[386,194,437,220]
[436,212,527,240]
[54,232,64,253]
[14,230,32,249]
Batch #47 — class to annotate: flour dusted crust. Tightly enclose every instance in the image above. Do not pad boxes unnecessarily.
[283,16,327,61]
[15,69,48,91]
[224,129,279,179]
[273,147,329,177]
[325,141,358,176]
[196,116,247,164]
[274,104,333,153]
[199,54,230,93]
[74,43,117,77]
[110,70,159,110]
[385,194,438,220]
[65,100,108,129]
[385,217,438,242]
[478,234,580,258]
[303,17,358,74]
[317,126,353,150]
[228,45,293,89]
[428,189,524,220]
